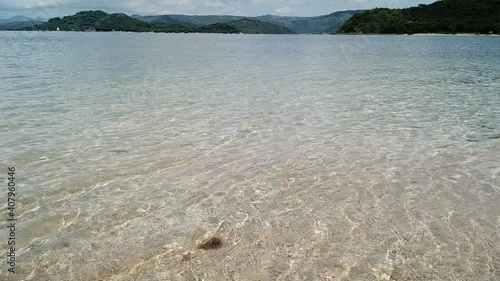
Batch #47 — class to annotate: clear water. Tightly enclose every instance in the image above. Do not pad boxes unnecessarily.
[0,32,499,280]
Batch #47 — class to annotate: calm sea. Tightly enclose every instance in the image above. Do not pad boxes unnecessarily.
[0,32,499,280]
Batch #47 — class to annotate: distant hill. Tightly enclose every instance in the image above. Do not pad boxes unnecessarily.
[194,20,295,34]
[1,10,360,34]
[6,9,362,34]
[135,14,246,25]
[0,15,45,29]
[151,23,200,33]
[94,13,154,32]
[0,20,43,30]
[256,10,363,34]
[133,10,362,34]
[0,15,36,24]
[33,10,109,31]
[25,11,211,33]
[228,19,296,34]
[198,23,240,34]
[131,15,179,24]
[338,0,500,34]
[19,10,295,34]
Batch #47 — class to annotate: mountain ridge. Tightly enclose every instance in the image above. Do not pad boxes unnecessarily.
[337,0,500,34]
[1,9,362,34]
[0,15,46,24]
[132,10,363,34]
[18,11,296,34]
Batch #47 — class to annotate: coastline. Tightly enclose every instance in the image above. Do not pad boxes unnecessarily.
[4,30,499,36]
[410,33,500,37]
[335,32,500,36]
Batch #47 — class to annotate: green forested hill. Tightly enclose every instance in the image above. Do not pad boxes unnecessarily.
[22,11,205,32]
[9,9,361,34]
[145,15,245,25]
[21,10,296,34]
[256,10,363,34]
[0,20,43,30]
[133,10,362,34]
[34,10,108,31]
[130,15,179,24]
[0,16,42,24]
[228,19,296,34]
[95,13,152,31]
[198,20,296,34]
[197,23,240,34]
[338,0,500,34]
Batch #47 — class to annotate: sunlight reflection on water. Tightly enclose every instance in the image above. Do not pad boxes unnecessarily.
[0,32,499,280]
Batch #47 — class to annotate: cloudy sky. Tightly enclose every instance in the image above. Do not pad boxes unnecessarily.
[0,0,435,19]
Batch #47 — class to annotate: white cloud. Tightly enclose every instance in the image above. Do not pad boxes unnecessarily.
[275,6,291,14]
[0,0,76,9]
[0,0,438,18]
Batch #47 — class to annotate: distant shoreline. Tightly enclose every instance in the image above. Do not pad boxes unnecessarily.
[0,30,298,35]
[2,30,499,37]
[335,32,499,36]
[410,33,500,37]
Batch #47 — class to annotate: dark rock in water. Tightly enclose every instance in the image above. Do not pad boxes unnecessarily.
[197,237,222,250]
[181,252,192,261]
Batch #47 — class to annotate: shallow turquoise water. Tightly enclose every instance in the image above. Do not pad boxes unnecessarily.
[0,32,499,280]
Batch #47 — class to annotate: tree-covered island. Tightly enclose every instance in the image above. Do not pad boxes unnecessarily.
[337,0,500,34]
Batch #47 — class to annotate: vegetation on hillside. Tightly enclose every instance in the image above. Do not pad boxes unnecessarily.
[3,9,361,34]
[0,20,43,30]
[95,13,153,32]
[138,14,245,25]
[256,10,363,34]
[19,10,296,34]
[228,19,296,34]
[133,10,362,34]
[0,16,40,24]
[22,11,197,32]
[197,23,240,34]
[151,23,199,33]
[132,15,179,24]
[36,10,108,31]
[338,0,500,34]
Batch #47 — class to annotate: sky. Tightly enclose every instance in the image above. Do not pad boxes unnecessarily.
[0,0,436,19]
